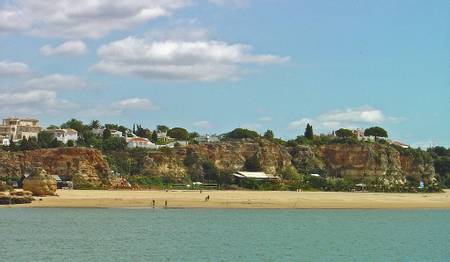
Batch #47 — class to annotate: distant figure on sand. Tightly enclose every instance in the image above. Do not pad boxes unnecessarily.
[152,199,155,208]
[165,200,168,208]
[205,195,210,202]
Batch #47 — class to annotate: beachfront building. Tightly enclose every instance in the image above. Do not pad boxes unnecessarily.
[127,137,157,149]
[232,171,278,180]
[194,134,220,144]
[0,117,41,142]
[47,129,78,144]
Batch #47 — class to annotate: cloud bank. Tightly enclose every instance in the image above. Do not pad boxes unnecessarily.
[93,31,289,81]
[0,0,191,38]
[40,41,87,56]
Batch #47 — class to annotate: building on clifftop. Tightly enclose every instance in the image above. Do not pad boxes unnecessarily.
[0,117,41,142]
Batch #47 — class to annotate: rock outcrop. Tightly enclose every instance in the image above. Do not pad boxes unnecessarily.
[0,148,112,188]
[23,168,57,196]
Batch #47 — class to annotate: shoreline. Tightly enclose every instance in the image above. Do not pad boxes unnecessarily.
[1,189,449,209]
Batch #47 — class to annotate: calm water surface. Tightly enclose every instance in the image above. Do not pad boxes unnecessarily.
[0,208,449,261]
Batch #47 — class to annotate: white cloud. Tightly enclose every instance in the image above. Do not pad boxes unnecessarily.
[25,74,89,90]
[113,98,156,110]
[288,108,399,131]
[0,0,191,38]
[259,116,272,122]
[0,90,75,115]
[193,120,212,129]
[93,33,289,81]
[40,41,87,56]
[83,97,158,117]
[317,108,385,127]
[0,61,31,76]
[209,0,249,7]
[287,118,314,131]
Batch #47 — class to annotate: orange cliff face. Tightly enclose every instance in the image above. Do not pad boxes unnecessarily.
[0,140,436,188]
[0,148,112,188]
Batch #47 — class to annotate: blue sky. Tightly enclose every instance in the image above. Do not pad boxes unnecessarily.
[0,0,448,147]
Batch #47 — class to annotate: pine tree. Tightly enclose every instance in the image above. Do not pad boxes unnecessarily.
[151,130,158,143]
[304,123,314,140]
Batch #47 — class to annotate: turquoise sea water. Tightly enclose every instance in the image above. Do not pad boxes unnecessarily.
[0,209,449,262]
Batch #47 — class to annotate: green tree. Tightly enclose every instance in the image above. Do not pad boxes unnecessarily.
[61,118,84,132]
[102,137,127,151]
[157,125,169,132]
[202,160,218,182]
[304,123,314,140]
[167,127,189,140]
[225,128,259,139]
[8,139,18,151]
[38,131,54,148]
[364,126,388,138]
[102,129,112,140]
[263,129,274,140]
[244,154,262,172]
[151,131,158,143]
[105,124,127,133]
[49,138,64,148]
[134,124,151,138]
[67,140,75,147]
[19,137,29,151]
[335,128,355,139]
[90,120,101,129]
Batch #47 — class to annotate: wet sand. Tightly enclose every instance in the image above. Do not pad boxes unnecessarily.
[3,189,449,209]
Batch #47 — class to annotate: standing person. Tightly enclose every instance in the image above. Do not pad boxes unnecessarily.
[152,199,155,208]
[164,200,168,209]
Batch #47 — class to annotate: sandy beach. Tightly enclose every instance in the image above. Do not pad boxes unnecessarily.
[1,189,448,209]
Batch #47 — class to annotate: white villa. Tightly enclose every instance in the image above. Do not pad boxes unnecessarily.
[194,134,220,144]
[127,137,157,149]
[0,117,41,142]
[92,128,123,138]
[47,129,78,144]
[157,131,174,142]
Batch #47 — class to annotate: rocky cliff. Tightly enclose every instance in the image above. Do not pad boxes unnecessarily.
[133,139,293,181]
[110,139,434,185]
[0,148,111,188]
[290,142,435,184]
[0,140,436,188]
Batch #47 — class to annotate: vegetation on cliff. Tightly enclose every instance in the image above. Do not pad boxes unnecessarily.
[1,119,448,192]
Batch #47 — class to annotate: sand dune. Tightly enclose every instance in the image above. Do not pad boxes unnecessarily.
[4,189,449,209]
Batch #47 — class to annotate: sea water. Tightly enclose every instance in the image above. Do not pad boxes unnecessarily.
[0,208,449,261]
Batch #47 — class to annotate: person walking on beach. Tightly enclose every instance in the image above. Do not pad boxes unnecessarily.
[164,200,168,209]
[152,199,155,208]
[205,195,210,202]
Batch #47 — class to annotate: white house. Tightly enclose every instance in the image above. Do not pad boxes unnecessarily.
[2,138,10,146]
[92,128,123,138]
[127,137,157,149]
[47,129,78,144]
[157,131,174,142]
[194,134,220,144]
[0,117,41,142]
[110,130,123,138]
[164,140,189,148]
